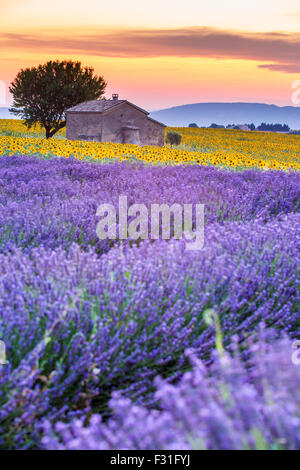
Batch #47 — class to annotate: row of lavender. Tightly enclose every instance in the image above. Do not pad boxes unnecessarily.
[43,332,300,450]
[0,155,299,253]
[0,155,299,449]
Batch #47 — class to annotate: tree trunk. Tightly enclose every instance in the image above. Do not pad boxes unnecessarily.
[44,122,66,139]
[49,128,59,138]
[45,126,51,139]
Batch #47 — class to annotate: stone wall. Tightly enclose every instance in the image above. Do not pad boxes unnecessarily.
[102,102,144,144]
[102,102,165,146]
[66,102,165,146]
[145,119,165,146]
[66,112,103,141]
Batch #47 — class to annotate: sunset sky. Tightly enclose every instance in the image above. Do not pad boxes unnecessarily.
[1,0,300,110]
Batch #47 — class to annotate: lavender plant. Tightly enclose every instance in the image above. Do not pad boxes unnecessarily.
[0,155,299,449]
[42,332,300,450]
[0,156,299,254]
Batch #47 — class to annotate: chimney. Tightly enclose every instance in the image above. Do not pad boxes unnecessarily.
[112,93,119,101]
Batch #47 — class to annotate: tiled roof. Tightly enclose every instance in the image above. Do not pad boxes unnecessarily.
[65,99,166,127]
[66,99,124,112]
[66,99,148,115]
[147,116,167,127]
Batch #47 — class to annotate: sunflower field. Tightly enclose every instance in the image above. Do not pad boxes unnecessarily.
[0,119,299,170]
[0,118,299,450]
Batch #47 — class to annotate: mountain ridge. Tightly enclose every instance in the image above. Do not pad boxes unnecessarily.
[149,102,300,128]
[2,103,300,129]
[0,107,15,119]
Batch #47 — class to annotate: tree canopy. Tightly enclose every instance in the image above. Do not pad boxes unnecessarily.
[9,60,107,138]
[257,122,290,132]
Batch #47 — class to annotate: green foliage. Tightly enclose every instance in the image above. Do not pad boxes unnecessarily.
[203,309,225,356]
[165,131,182,147]
[188,123,198,128]
[9,60,107,138]
[209,123,225,129]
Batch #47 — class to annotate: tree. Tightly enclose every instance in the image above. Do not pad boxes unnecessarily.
[289,130,300,135]
[209,123,225,129]
[165,131,182,147]
[188,123,198,128]
[9,60,107,138]
[257,122,290,132]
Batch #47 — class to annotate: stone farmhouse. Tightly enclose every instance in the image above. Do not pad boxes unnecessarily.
[65,94,166,146]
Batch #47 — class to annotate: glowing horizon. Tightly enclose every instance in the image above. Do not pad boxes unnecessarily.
[1,0,300,110]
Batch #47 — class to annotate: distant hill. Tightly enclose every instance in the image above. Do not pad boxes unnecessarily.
[149,102,300,129]
[0,108,15,119]
[3,103,300,129]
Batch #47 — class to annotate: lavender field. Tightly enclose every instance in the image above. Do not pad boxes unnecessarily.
[0,155,299,449]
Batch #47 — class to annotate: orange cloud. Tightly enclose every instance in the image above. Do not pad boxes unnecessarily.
[1,27,300,73]
[258,63,300,72]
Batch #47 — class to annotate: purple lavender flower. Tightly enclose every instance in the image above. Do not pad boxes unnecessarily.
[42,332,300,450]
[0,155,299,449]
